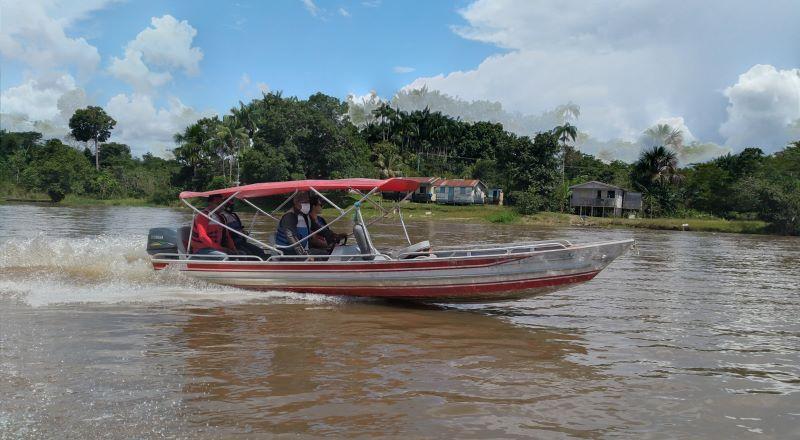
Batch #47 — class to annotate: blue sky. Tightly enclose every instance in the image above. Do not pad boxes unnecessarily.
[2,0,799,160]
[2,1,498,115]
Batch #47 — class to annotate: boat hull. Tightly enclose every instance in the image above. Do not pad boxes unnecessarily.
[152,239,633,303]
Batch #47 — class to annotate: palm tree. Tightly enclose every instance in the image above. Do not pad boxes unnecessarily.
[644,124,684,157]
[555,102,580,124]
[633,145,682,186]
[230,101,257,141]
[174,123,209,185]
[372,103,397,141]
[552,122,578,211]
[376,152,403,179]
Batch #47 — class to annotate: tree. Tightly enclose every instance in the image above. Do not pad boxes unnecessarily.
[643,124,684,159]
[552,123,578,211]
[21,139,92,202]
[69,106,116,171]
[632,146,682,215]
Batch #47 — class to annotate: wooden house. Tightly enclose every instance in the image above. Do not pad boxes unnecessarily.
[487,188,504,205]
[569,181,642,217]
[406,177,441,203]
[435,179,488,205]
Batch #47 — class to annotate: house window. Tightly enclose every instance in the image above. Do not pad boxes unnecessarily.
[439,187,446,194]
[419,187,425,194]
[460,187,468,194]
[607,190,615,199]
[596,190,602,199]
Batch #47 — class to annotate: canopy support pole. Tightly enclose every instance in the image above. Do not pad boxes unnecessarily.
[181,193,282,256]
[310,187,344,214]
[273,186,380,250]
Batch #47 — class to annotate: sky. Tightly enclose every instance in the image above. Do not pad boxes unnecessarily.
[1,0,799,160]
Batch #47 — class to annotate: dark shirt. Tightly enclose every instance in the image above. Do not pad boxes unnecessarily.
[312,215,337,246]
[276,210,310,255]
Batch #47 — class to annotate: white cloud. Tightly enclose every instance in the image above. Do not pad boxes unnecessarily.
[108,15,202,92]
[105,93,212,156]
[405,48,675,142]
[405,0,800,154]
[237,73,269,98]
[0,0,111,74]
[109,48,173,92]
[720,64,800,149]
[0,73,89,139]
[301,0,320,16]
[239,73,252,91]
[127,15,203,75]
[393,66,415,74]
[338,7,351,17]
[1,74,77,121]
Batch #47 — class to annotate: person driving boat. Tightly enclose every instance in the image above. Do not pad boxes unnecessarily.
[309,195,347,253]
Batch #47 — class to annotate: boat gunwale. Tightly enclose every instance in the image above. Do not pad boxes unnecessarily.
[150,238,634,268]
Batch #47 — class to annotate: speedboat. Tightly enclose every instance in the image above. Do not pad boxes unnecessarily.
[146,178,634,302]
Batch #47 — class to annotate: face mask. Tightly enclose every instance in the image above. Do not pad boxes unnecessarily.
[300,203,311,214]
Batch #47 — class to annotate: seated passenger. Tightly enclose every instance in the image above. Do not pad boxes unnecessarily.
[190,194,237,257]
[275,191,314,256]
[220,201,269,259]
[309,195,346,253]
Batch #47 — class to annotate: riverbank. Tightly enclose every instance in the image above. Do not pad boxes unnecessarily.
[1,192,170,207]
[1,194,773,235]
[369,202,771,235]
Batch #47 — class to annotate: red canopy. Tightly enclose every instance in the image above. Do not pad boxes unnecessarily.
[179,178,420,199]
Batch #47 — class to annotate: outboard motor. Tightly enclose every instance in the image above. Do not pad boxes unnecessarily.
[146,227,179,257]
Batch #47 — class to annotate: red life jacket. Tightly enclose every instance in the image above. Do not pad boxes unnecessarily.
[190,210,227,250]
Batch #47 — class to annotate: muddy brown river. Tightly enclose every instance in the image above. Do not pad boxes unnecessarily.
[1,204,798,438]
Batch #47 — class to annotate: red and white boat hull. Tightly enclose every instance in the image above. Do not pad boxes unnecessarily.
[152,239,633,302]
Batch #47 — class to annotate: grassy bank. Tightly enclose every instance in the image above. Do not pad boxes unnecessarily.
[361,202,771,235]
[573,215,769,234]
[1,192,772,235]
[1,192,167,207]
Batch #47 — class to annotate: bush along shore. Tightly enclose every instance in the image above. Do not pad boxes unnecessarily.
[1,91,798,235]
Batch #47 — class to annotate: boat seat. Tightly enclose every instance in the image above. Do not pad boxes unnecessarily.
[353,223,376,261]
[392,240,431,259]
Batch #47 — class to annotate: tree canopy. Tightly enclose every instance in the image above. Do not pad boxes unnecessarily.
[69,106,116,170]
[1,92,798,235]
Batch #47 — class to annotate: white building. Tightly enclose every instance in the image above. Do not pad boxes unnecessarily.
[435,179,488,205]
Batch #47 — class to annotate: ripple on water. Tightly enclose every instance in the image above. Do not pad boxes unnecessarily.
[1,204,800,438]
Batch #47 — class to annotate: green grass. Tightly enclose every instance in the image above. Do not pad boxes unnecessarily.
[486,210,519,223]
[580,216,769,234]
[59,195,156,207]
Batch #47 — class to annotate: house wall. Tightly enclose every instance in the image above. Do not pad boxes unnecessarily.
[570,188,623,208]
[435,186,481,204]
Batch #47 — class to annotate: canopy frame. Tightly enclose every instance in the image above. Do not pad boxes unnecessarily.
[181,182,413,258]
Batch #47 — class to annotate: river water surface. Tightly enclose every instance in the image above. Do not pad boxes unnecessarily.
[1,204,798,439]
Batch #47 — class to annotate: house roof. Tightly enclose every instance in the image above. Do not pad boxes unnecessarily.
[405,177,440,184]
[568,180,624,191]
[436,179,484,188]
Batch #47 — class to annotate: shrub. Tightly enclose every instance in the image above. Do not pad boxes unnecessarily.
[511,187,546,215]
[487,211,519,223]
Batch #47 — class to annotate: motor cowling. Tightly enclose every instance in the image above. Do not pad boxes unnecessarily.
[146,227,178,256]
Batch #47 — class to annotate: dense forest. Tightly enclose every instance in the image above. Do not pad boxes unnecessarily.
[1,91,798,234]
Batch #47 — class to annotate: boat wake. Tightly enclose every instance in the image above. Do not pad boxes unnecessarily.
[0,234,347,307]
